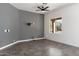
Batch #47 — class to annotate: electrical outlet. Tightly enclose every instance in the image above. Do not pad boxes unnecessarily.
[4,29,10,32]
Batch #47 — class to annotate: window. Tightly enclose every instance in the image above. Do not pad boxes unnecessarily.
[50,17,62,33]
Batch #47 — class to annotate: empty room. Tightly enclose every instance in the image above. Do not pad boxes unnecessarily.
[0,3,79,56]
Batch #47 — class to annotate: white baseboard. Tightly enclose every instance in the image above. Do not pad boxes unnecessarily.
[0,37,44,50]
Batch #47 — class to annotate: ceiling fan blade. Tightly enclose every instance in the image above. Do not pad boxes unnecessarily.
[44,6,49,10]
[37,6,42,10]
[36,3,49,11]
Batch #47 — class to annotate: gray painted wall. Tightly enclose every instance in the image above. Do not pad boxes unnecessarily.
[0,3,20,47]
[18,10,44,40]
[0,3,44,47]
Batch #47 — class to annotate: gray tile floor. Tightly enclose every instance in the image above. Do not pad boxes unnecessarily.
[0,39,79,56]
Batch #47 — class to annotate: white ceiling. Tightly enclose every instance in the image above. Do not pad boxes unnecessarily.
[11,3,68,14]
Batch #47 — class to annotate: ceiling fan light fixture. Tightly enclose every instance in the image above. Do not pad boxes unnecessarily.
[36,3,49,12]
[41,11,46,12]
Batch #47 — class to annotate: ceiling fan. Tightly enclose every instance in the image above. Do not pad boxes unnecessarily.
[36,3,49,11]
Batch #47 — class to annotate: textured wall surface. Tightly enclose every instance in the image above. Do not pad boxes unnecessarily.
[19,10,44,40]
[0,3,20,47]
